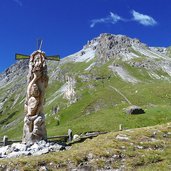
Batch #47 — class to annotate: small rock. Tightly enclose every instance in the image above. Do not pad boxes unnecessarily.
[116,134,129,141]
[7,151,30,158]
[125,105,145,114]
[112,154,120,159]
[87,153,93,160]
[39,166,48,171]
[121,146,126,149]
[136,145,144,149]
[45,142,50,147]
[38,140,47,147]
[11,143,27,151]
[0,146,9,156]
[80,51,86,56]
[49,144,64,151]
[33,148,49,156]
[29,143,40,151]
[73,134,80,140]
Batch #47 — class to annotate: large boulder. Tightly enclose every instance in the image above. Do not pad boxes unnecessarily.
[125,105,145,114]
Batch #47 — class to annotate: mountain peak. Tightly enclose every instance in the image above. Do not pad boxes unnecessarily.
[65,33,158,64]
[95,33,145,46]
[88,33,146,63]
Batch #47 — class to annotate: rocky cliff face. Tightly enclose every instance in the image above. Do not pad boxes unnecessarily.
[95,33,146,63]
[0,60,28,84]
[0,60,28,112]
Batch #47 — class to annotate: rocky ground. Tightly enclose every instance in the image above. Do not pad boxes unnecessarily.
[0,140,69,159]
[1,122,171,171]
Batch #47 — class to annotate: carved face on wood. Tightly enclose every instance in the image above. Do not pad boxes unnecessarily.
[30,51,46,72]
[33,53,44,72]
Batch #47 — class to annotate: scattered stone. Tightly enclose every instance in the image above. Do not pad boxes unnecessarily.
[77,165,93,171]
[33,148,49,156]
[73,134,80,140]
[49,143,65,151]
[116,134,129,141]
[29,143,40,152]
[0,140,68,158]
[125,105,145,114]
[80,51,86,56]
[135,145,144,149]
[163,132,171,138]
[87,153,94,160]
[112,154,121,159]
[7,151,31,158]
[0,146,9,157]
[11,143,27,152]
[39,166,48,171]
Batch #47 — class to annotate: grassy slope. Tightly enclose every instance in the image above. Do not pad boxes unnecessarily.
[1,49,171,170]
[1,57,171,140]
[46,59,171,136]
[1,122,171,170]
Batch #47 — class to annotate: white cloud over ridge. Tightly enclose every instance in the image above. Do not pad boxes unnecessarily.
[90,10,157,28]
[90,12,124,28]
[132,10,157,26]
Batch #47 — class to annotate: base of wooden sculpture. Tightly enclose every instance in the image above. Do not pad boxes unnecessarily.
[22,114,47,144]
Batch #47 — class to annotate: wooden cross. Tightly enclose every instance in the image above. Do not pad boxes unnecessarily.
[15,40,60,61]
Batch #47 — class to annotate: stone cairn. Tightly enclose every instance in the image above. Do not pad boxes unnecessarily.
[22,50,48,144]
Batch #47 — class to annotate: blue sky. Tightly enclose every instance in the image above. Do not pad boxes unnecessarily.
[0,0,171,72]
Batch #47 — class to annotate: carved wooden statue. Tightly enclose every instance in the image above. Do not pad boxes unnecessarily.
[16,42,60,144]
[22,50,48,144]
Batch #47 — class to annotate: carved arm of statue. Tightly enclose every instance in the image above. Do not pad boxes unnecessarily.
[27,71,41,99]
[26,71,42,116]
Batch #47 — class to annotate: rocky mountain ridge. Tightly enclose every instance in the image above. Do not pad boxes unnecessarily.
[0,33,170,85]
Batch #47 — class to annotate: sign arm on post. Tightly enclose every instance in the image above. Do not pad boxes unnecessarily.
[15,54,30,60]
[45,55,60,61]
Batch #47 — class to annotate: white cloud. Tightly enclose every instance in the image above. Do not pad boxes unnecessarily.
[90,12,124,28]
[90,10,157,28]
[132,10,157,26]
[12,0,23,7]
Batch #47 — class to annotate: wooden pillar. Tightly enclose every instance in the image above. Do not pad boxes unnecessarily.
[3,136,8,146]
[68,129,73,142]
[119,124,123,131]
